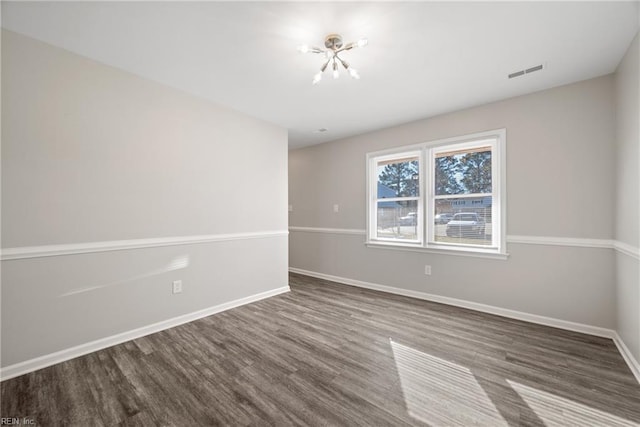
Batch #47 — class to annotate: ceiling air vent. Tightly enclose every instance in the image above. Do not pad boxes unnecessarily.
[508,64,544,79]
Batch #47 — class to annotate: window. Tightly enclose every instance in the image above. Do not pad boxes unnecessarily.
[366,129,506,258]
[373,152,422,243]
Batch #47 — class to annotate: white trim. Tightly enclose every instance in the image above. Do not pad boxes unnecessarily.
[365,128,507,255]
[0,286,290,381]
[288,226,366,236]
[370,149,425,245]
[507,235,614,249]
[288,267,615,339]
[1,230,289,261]
[612,240,640,260]
[365,241,509,260]
[612,332,640,384]
[289,227,640,257]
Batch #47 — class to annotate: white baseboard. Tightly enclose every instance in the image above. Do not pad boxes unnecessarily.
[290,267,640,384]
[612,332,640,384]
[289,267,614,338]
[0,286,290,381]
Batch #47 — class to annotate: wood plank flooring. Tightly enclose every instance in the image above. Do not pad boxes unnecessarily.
[2,272,640,426]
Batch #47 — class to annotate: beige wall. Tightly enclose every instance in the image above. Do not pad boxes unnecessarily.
[1,30,288,367]
[2,30,286,247]
[290,76,615,239]
[290,75,617,328]
[614,32,640,363]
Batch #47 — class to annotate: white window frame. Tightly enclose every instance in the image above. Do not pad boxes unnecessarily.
[366,129,507,259]
[369,150,424,245]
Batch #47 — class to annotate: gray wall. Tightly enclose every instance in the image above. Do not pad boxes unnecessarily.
[1,30,288,367]
[290,75,617,329]
[614,32,640,362]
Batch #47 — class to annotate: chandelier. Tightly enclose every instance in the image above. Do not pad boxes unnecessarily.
[298,34,368,85]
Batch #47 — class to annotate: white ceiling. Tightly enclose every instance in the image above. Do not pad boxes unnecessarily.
[2,1,638,149]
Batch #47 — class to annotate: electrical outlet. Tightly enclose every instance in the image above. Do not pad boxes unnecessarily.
[172,280,183,294]
[424,265,432,276]
[333,204,339,213]
[288,204,293,212]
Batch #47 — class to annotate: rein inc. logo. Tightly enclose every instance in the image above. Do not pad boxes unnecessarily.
[0,418,35,426]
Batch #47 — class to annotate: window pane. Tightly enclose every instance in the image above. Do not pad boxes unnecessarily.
[377,200,418,241]
[435,148,491,195]
[433,197,492,246]
[377,157,419,198]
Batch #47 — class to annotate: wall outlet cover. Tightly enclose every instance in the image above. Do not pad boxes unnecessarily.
[172,280,183,294]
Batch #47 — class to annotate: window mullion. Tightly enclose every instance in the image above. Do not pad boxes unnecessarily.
[375,197,420,203]
[434,193,492,200]
[424,147,431,247]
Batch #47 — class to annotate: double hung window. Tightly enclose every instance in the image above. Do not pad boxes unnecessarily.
[367,129,506,257]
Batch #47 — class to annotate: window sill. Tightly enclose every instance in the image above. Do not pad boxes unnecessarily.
[365,241,509,260]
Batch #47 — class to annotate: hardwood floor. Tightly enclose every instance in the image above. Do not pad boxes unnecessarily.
[2,272,639,426]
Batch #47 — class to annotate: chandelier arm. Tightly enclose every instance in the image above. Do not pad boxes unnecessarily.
[336,55,350,70]
[332,58,339,79]
[337,43,356,53]
[320,57,331,72]
[337,39,367,53]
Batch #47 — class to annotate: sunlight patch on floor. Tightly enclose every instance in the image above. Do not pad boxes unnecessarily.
[390,339,508,426]
[507,380,639,427]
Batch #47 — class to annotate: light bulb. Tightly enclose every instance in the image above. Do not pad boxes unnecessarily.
[333,69,339,79]
[312,72,322,85]
[297,44,310,54]
[348,68,360,79]
[356,38,368,48]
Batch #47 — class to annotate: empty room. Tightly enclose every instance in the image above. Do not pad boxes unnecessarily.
[1,1,639,426]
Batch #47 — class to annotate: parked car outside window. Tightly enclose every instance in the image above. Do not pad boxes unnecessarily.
[399,212,417,225]
[434,213,453,224]
[446,213,486,237]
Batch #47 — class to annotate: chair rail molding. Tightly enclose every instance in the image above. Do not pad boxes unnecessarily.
[289,226,638,258]
[1,230,289,261]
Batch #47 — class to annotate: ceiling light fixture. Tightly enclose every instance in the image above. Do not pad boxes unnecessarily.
[298,34,368,85]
